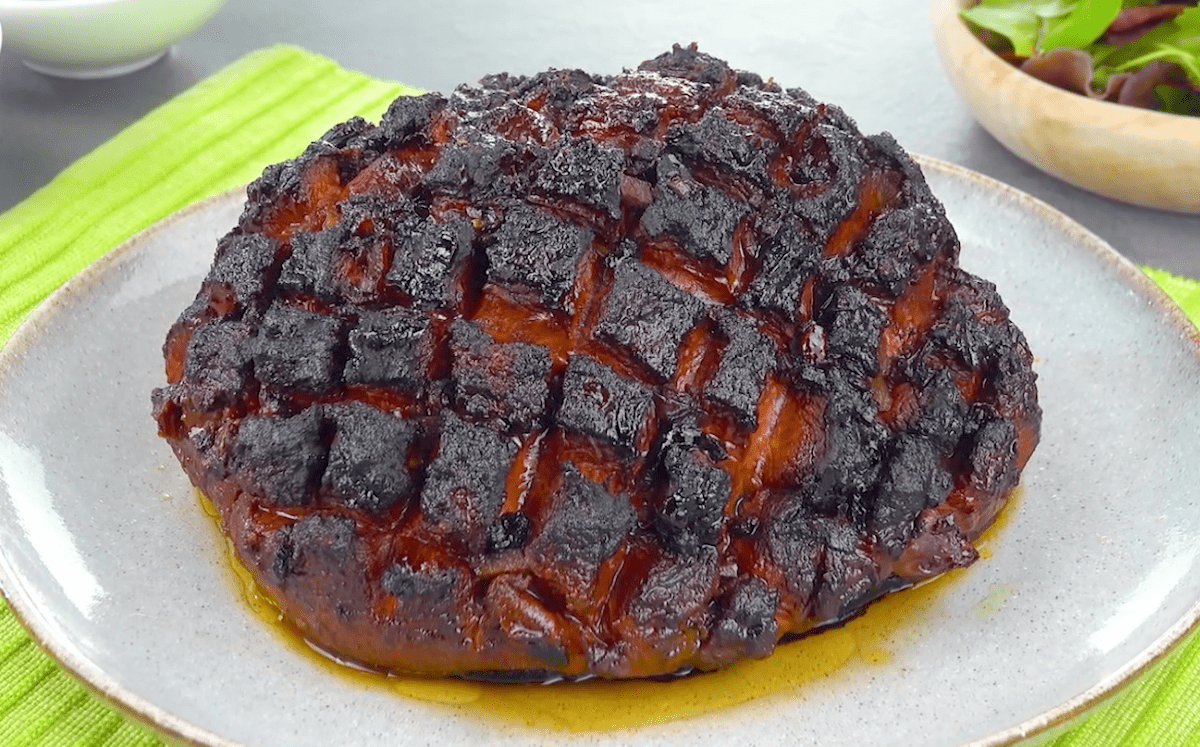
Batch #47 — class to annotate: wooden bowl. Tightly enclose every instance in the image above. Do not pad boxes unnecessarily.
[932,0,1200,214]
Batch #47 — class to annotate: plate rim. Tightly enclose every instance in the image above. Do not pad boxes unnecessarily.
[0,186,250,747]
[918,157,1200,747]
[0,155,1198,747]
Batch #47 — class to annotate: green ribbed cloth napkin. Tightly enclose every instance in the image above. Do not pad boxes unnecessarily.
[0,43,1198,747]
[0,45,418,343]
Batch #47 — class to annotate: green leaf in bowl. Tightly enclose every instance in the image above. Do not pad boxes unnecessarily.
[1093,7,1200,85]
[961,0,1125,57]
[1041,0,1122,51]
[960,0,1062,57]
[1157,84,1200,115]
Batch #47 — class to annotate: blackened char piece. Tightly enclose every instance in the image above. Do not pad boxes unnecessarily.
[556,354,654,451]
[486,204,593,307]
[152,43,1041,681]
[593,258,706,381]
[450,320,552,433]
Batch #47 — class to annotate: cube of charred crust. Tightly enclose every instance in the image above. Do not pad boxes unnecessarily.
[818,284,886,374]
[426,130,520,194]
[704,576,781,664]
[252,304,344,391]
[268,514,358,584]
[812,518,883,621]
[666,108,772,183]
[528,465,637,604]
[383,558,461,607]
[386,217,475,308]
[516,69,601,117]
[180,319,253,412]
[419,413,518,552]
[853,204,953,297]
[381,557,478,647]
[376,93,448,147]
[485,204,594,308]
[278,226,340,299]
[556,354,654,451]
[278,196,396,303]
[765,503,824,608]
[231,407,327,507]
[323,402,417,513]
[534,137,625,219]
[654,445,730,556]
[873,435,951,555]
[594,259,705,380]
[705,312,776,424]
[927,275,1011,370]
[640,154,747,265]
[450,77,525,120]
[967,415,1018,496]
[744,220,822,317]
[912,369,970,448]
[637,43,738,92]
[450,320,552,432]
[816,372,889,508]
[344,308,435,391]
[205,233,279,311]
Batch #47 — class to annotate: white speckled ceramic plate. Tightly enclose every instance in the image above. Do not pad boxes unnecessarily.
[1,156,1200,747]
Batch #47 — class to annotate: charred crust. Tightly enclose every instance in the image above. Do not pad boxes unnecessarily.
[556,354,654,451]
[593,259,706,381]
[419,412,518,553]
[484,203,593,308]
[251,304,345,392]
[450,320,552,433]
[230,408,328,507]
[323,402,417,513]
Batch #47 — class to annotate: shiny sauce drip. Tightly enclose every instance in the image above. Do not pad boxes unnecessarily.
[197,487,1021,731]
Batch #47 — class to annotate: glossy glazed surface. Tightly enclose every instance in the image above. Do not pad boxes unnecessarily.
[1,157,1199,747]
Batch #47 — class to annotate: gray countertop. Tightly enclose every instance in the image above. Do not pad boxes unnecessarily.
[1,0,1197,275]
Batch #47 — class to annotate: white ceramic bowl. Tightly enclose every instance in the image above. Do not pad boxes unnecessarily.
[932,0,1200,214]
[0,0,226,79]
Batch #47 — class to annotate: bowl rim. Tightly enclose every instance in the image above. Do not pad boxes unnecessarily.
[0,0,152,8]
[0,0,218,10]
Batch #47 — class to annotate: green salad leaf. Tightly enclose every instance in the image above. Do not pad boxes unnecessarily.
[961,1,1200,116]
[1042,0,1123,50]
[1092,7,1200,85]
[961,1,1053,56]
[961,0,1121,56]
[1157,84,1200,114]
